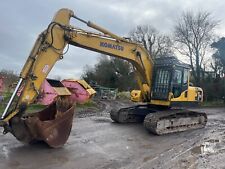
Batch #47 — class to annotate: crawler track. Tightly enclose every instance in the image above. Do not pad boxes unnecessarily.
[144,109,207,135]
[110,105,207,135]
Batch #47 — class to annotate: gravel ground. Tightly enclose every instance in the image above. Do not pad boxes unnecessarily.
[0,100,225,169]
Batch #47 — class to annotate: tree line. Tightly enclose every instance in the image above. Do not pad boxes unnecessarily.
[0,69,19,92]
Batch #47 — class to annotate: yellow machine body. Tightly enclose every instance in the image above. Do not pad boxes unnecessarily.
[0,8,206,147]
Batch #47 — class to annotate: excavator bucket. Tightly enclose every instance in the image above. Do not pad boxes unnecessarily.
[26,103,75,148]
[9,98,75,148]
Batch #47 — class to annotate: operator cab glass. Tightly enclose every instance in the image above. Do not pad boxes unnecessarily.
[172,68,189,98]
[152,57,190,101]
[152,68,171,100]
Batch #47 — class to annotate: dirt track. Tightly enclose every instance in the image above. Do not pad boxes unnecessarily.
[0,100,225,169]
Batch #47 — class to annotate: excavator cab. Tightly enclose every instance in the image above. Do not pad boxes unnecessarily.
[152,57,190,102]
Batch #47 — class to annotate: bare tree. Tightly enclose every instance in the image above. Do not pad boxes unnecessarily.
[130,25,174,59]
[0,69,19,91]
[211,37,225,76]
[174,11,218,86]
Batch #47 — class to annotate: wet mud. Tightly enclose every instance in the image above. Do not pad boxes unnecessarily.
[0,101,224,169]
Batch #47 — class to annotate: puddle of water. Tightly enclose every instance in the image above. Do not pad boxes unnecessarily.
[143,156,154,162]
[191,139,221,155]
[140,144,152,149]
[94,118,112,123]
[127,138,134,141]
[2,145,9,159]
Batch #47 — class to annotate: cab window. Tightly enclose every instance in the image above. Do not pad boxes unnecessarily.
[173,70,182,84]
[183,69,189,85]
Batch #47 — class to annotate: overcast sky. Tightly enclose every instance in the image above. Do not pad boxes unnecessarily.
[1,0,225,79]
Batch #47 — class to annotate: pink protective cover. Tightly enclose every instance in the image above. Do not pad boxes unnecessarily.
[38,80,58,105]
[61,80,90,104]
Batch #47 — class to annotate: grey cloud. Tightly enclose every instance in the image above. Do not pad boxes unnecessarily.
[1,0,225,79]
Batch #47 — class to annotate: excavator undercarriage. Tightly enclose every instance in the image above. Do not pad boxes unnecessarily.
[110,105,207,135]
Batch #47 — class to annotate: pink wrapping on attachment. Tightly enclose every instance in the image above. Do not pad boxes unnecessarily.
[62,80,92,104]
[37,80,58,105]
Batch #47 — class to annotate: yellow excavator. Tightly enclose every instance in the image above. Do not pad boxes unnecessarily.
[0,8,207,148]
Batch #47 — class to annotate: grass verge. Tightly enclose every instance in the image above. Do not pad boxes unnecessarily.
[202,100,225,107]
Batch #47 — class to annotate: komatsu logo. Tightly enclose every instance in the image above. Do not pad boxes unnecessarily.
[100,42,124,51]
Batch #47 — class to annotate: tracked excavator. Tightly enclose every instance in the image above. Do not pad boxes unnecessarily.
[0,8,207,148]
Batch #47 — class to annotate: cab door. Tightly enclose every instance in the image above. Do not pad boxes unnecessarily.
[172,68,189,98]
[152,67,172,100]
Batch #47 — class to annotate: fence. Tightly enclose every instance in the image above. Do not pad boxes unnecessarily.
[92,85,118,100]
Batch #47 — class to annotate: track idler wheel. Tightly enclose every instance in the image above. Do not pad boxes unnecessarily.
[110,107,144,123]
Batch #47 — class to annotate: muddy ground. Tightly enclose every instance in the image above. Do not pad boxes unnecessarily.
[0,100,225,169]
